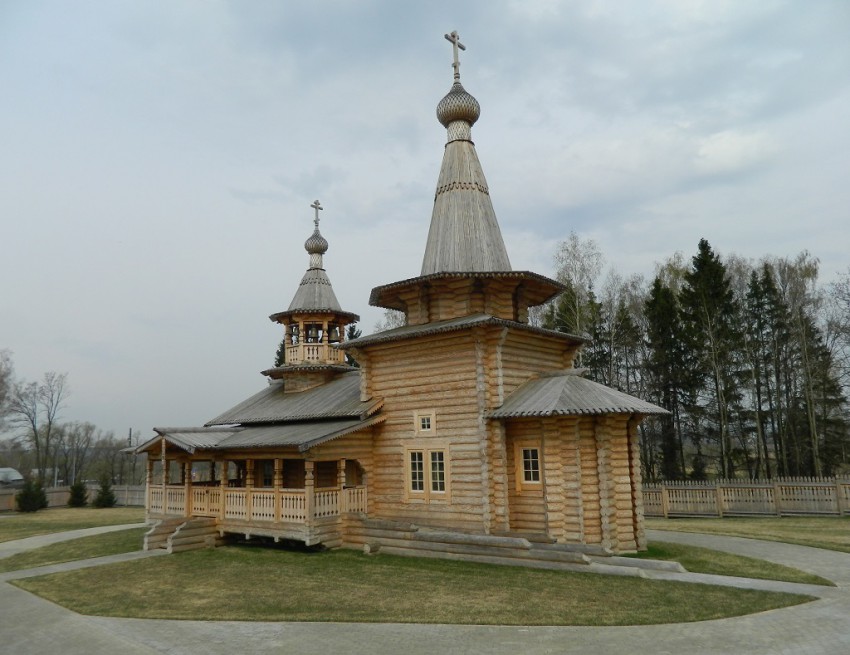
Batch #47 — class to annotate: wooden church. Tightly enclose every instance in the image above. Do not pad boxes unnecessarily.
[138,33,665,563]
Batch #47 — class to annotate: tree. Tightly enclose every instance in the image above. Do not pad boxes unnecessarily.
[644,277,688,479]
[7,372,68,484]
[92,478,117,508]
[374,309,405,332]
[345,323,362,367]
[680,239,742,478]
[16,478,48,512]
[552,231,603,336]
[68,479,88,507]
[273,337,286,367]
[0,349,13,427]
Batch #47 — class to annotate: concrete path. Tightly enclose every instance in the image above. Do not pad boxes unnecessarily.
[0,523,147,559]
[1,526,849,654]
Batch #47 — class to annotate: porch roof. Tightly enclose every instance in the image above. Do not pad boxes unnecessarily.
[138,415,383,455]
[205,371,381,426]
[489,370,669,418]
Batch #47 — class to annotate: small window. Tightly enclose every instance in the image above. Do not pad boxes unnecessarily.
[522,448,540,483]
[414,411,436,434]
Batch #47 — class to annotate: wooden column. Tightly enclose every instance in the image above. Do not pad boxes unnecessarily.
[245,459,254,521]
[274,459,283,522]
[183,460,192,517]
[305,461,315,528]
[145,459,153,514]
[338,459,347,512]
[219,459,228,523]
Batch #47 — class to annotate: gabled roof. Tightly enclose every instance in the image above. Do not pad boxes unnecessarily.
[340,313,587,350]
[138,416,383,455]
[205,371,381,426]
[489,371,669,418]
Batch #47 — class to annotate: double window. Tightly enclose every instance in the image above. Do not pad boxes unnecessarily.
[406,447,449,501]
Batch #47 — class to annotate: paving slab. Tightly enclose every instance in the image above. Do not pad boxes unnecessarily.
[0,522,147,559]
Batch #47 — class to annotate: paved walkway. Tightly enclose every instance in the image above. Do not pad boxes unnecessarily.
[1,526,849,654]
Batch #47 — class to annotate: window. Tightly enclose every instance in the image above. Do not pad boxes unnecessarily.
[514,441,543,491]
[405,445,450,502]
[521,448,540,483]
[414,411,436,434]
[410,451,424,491]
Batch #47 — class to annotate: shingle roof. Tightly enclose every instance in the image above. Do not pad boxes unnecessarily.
[138,417,383,454]
[489,371,669,418]
[340,313,587,350]
[369,271,563,312]
[205,371,381,426]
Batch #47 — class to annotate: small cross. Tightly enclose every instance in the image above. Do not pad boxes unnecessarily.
[310,199,323,228]
[444,30,466,81]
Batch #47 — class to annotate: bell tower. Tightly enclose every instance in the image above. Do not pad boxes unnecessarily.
[263,200,360,392]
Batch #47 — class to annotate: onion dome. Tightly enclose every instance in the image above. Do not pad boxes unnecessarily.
[436,81,480,128]
[304,228,329,256]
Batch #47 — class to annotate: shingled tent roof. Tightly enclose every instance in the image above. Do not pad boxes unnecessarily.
[490,371,669,418]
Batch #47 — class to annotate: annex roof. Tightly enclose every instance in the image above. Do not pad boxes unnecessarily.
[489,371,669,418]
[138,416,383,455]
[205,371,382,426]
[340,313,587,350]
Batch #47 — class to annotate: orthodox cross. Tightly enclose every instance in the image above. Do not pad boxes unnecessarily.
[310,199,323,228]
[444,30,466,81]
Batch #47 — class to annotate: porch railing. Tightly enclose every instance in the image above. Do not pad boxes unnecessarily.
[148,485,367,523]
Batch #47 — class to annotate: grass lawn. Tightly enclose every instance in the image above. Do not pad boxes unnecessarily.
[0,528,147,573]
[646,516,850,553]
[12,545,813,625]
[629,541,832,586]
[0,507,146,543]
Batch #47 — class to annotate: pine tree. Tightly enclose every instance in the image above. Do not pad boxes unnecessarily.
[680,239,742,478]
[92,478,117,508]
[16,478,48,512]
[68,479,88,507]
[345,324,362,367]
[274,337,286,368]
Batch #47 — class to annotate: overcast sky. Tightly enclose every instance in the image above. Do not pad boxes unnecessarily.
[1,1,848,441]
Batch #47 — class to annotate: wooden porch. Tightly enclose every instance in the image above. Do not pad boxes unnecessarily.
[145,456,368,546]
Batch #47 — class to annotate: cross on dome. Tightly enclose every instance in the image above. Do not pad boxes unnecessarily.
[310,199,323,229]
[444,30,465,81]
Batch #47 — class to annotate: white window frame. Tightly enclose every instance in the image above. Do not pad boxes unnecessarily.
[514,440,543,492]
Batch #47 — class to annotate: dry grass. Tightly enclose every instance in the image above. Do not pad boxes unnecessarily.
[646,516,850,553]
[0,507,145,542]
[0,528,147,572]
[13,545,813,625]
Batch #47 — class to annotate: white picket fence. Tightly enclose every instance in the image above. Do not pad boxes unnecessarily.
[643,477,850,517]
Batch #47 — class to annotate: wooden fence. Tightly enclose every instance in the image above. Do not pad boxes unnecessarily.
[643,477,850,518]
[0,484,146,512]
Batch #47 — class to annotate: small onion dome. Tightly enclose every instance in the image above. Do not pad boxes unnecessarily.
[304,228,329,255]
[436,81,480,128]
